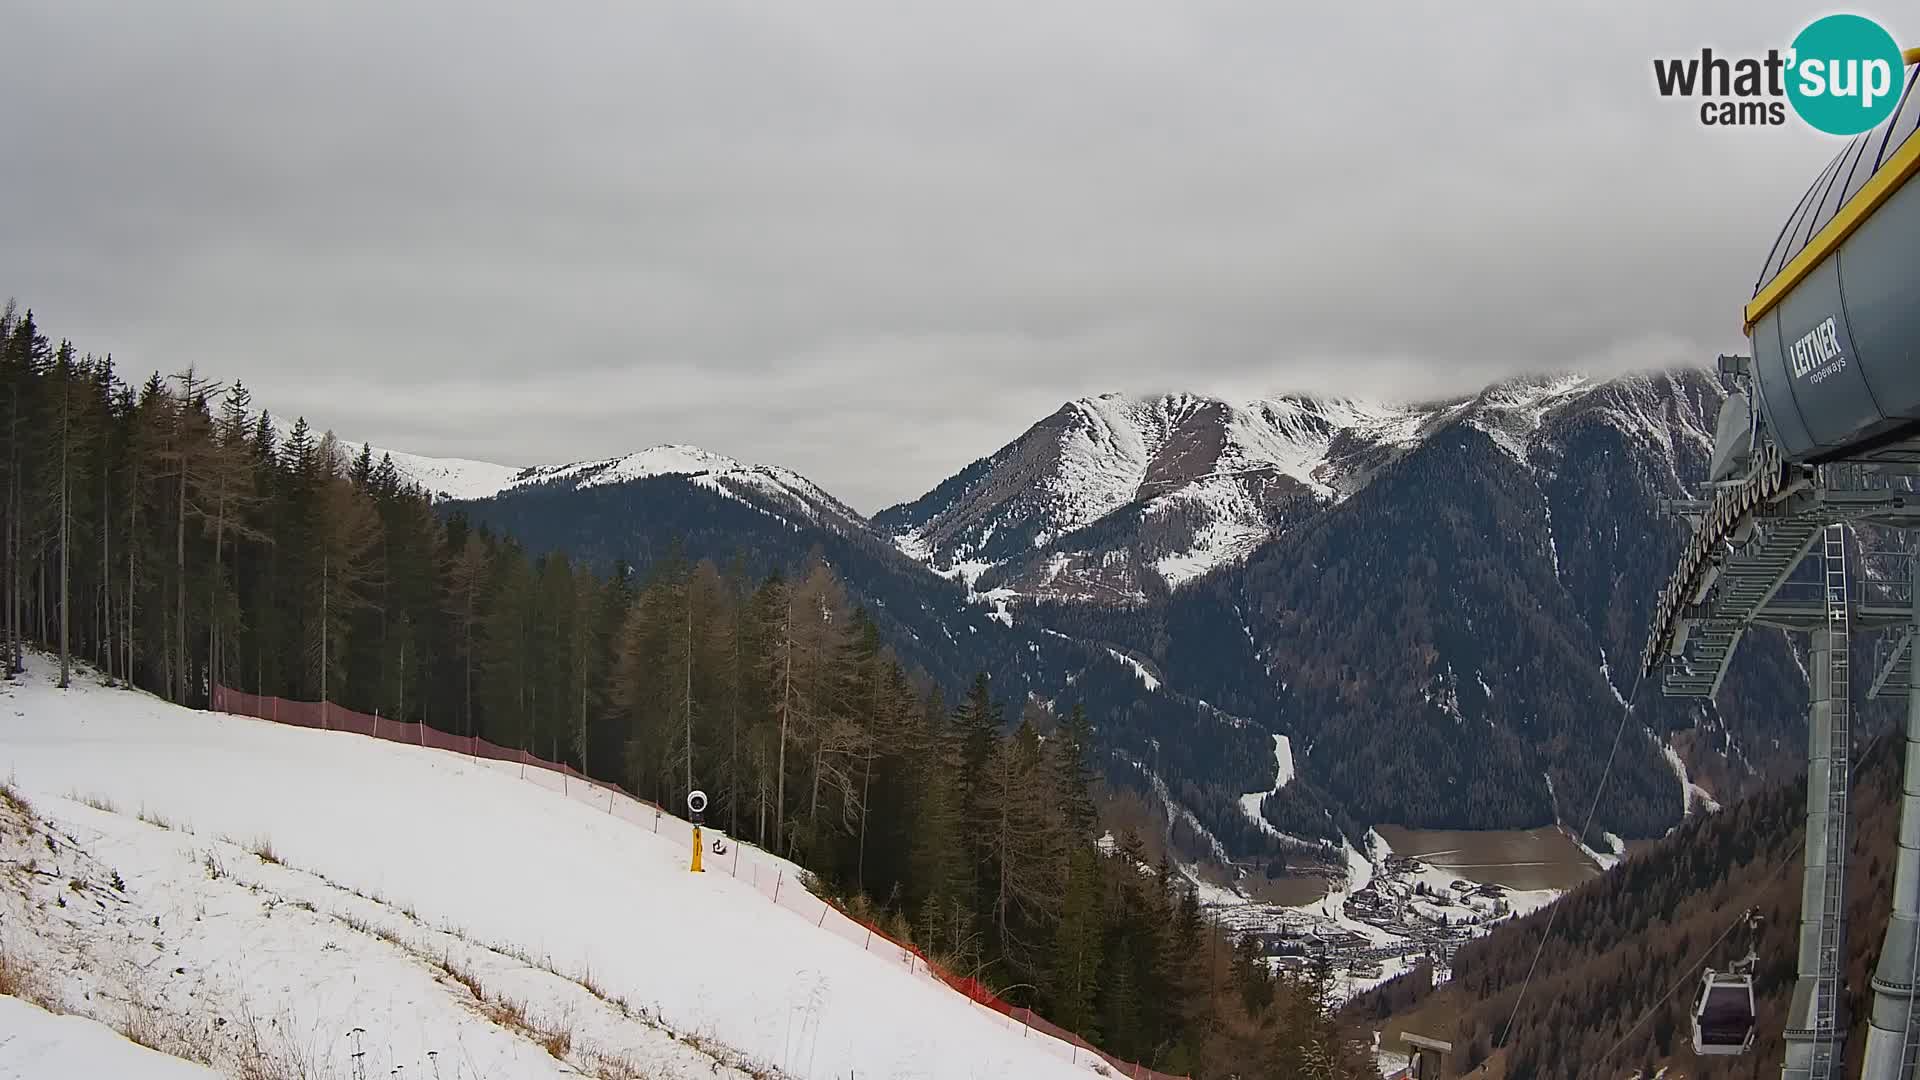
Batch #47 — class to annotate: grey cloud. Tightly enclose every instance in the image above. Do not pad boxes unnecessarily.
[1,0,1858,510]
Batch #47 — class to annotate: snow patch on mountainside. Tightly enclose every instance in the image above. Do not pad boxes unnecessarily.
[1579,372,1718,487]
[1459,374,1592,461]
[376,448,530,502]
[1045,395,1170,544]
[1155,517,1270,587]
[1228,396,1426,497]
[518,444,744,489]
[1237,735,1295,840]
[1107,648,1161,691]
[1656,735,1721,817]
[1599,650,1627,706]
[1569,829,1622,872]
[1123,756,1232,868]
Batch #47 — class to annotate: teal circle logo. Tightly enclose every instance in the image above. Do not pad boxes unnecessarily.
[1786,14,1905,135]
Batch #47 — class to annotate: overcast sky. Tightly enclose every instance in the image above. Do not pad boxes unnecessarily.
[1,1,1874,510]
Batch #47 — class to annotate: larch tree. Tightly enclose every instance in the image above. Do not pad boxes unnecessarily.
[444,532,489,737]
[307,436,383,721]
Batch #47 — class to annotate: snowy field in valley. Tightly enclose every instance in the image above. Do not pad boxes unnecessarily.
[0,655,1110,1080]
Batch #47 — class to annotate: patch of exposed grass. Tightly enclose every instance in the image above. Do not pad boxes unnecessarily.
[249,835,280,866]
[0,777,31,817]
[0,948,51,1006]
[70,790,117,815]
[115,1002,216,1068]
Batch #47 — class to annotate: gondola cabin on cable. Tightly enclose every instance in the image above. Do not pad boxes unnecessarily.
[1692,970,1758,1056]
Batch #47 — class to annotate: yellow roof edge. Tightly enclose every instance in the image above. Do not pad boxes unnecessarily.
[1743,130,1920,334]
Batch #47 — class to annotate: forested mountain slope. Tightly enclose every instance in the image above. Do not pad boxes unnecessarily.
[442,456,1321,877]
[1030,370,1836,841]
[1349,736,1909,1078]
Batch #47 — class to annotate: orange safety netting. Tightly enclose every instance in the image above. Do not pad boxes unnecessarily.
[210,685,1190,1080]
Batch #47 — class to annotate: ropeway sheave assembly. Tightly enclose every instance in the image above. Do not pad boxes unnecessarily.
[1642,49,1920,1079]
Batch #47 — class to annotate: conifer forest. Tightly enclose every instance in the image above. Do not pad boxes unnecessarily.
[0,303,1370,1078]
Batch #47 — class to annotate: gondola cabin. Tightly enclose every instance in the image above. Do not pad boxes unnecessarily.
[1692,970,1757,1056]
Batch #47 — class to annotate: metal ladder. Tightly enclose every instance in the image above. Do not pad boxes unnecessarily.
[1903,553,1920,1074]
[1903,908,1920,1072]
[1812,522,1853,1079]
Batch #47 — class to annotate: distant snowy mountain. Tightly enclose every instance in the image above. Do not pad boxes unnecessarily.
[264,415,532,502]
[874,374,1663,601]
[875,393,1410,601]
[372,447,531,502]
[313,368,1801,863]
[502,445,871,537]
[297,421,868,538]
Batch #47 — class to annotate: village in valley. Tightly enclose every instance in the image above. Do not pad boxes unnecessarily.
[1199,839,1573,1000]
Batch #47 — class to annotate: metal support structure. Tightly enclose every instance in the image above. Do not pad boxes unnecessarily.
[1862,547,1920,1080]
[1783,526,1853,1080]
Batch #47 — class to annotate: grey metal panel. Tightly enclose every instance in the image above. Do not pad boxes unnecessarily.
[1815,134,1874,233]
[1881,68,1920,171]
[1827,131,1873,220]
[1790,153,1851,260]
[1753,309,1817,458]
[1865,69,1918,173]
[1709,392,1754,482]
[1774,259,1883,451]
[1764,155,1845,291]
[1781,157,1843,278]
[1763,162,1836,288]
[1839,179,1920,423]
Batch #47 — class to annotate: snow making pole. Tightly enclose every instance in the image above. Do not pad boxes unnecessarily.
[688,789,707,873]
[1861,546,1920,1080]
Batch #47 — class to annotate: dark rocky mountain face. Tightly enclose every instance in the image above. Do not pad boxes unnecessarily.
[423,366,1834,880]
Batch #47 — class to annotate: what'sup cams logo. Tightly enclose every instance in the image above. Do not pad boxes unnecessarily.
[1654,13,1906,134]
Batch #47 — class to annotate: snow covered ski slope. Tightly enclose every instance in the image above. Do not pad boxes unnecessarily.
[0,658,1109,1080]
[0,997,221,1080]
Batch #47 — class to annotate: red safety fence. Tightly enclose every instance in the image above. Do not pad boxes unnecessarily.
[210,686,1190,1080]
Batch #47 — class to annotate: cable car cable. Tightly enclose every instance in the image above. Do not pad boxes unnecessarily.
[1497,669,1649,1049]
[1574,911,1754,1079]
[1576,745,1869,1076]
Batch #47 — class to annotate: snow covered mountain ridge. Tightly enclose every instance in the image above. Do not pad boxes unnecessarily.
[873,370,1711,601]
[319,367,1713,604]
[278,414,867,535]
